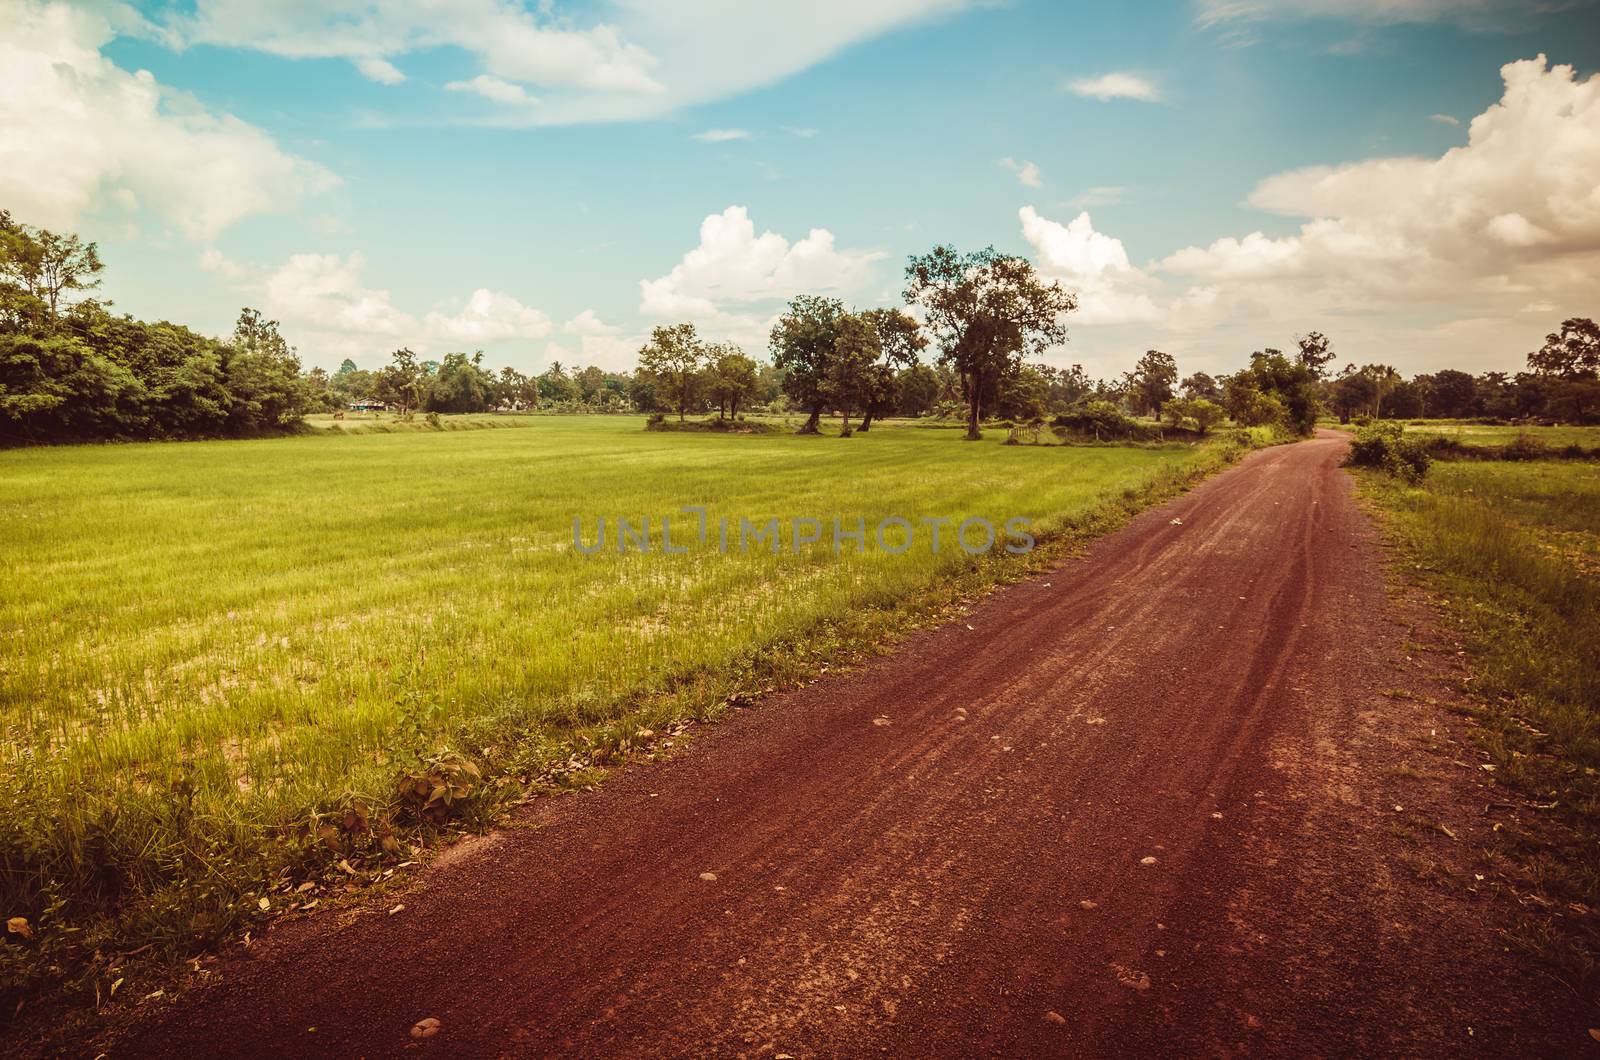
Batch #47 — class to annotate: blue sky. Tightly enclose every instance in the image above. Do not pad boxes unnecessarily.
[4,0,1598,379]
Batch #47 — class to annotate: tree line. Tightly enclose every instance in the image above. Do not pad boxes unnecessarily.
[4,208,1595,445]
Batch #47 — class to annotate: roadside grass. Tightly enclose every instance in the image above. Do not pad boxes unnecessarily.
[0,416,1259,1024]
[1359,459,1600,979]
[1398,422,1600,449]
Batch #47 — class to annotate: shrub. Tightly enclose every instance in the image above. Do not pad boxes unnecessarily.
[1347,421,1431,481]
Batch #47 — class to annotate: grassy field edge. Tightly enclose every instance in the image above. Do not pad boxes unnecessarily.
[1355,465,1600,986]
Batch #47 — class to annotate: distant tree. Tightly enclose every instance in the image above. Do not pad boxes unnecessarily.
[706,344,761,420]
[1295,331,1336,379]
[903,245,1076,440]
[223,308,306,432]
[0,219,105,331]
[375,347,425,415]
[896,363,942,417]
[1180,371,1220,402]
[1127,349,1178,420]
[855,307,926,431]
[770,295,846,433]
[638,323,707,421]
[1420,368,1476,418]
[1047,364,1095,408]
[823,314,882,435]
[426,351,493,413]
[1163,397,1224,435]
[336,357,359,376]
[1221,376,1287,428]
[1528,318,1600,421]
[1528,318,1600,379]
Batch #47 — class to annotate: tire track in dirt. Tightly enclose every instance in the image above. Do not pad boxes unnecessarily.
[104,431,1585,1057]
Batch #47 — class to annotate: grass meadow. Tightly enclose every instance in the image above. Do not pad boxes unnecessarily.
[1362,454,1600,975]
[1,415,1245,1014]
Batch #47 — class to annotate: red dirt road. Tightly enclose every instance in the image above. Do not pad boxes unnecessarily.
[109,433,1584,1057]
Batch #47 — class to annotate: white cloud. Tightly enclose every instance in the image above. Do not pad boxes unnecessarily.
[209,250,553,363]
[564,309,622,336]
[355,56,406,84]
[424,289,553,345]
[1064,72,1161,103]
[145,1,973,125]
[1429,112,1460,126]
[446,74,538,106]
[1193,0,1589,29]
[0,0,337,240]
[1018,207,1160,325]
[1162,57,1600,307]
[692,128,750,143]
[784,126,820,138]
[166,0,662,95]
[639,205,883,343]
[1000,157,1044,188]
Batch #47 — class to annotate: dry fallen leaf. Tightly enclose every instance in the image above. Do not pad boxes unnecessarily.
[388,904,405,916]
[872,717,891,727]
[699,871,718,882]
[411,1017,441,1039]
[6,916,33,940]
[257,897,270,912]
[1079,900,1098,910]
[1044,1011,1067,1025]
[1140,856,1158,866]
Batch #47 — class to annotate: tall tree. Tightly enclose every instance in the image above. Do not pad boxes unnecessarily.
[0,219,105,332]
[706,344,761,420]
[375,347,425,416]
[1127,349,1178,420]
[637,323,707,421]
[770,295,846,434]
[1295,331,1335,379]
[824,314,882,436]
[855,307,926,432]
[903,245,1076,440]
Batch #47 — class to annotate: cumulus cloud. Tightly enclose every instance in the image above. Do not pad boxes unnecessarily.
[639,206,884,342]
[1160,56,1600,314]
[206,250,551,363]
[1064,72,1161,102]
[1000,157,1044,188]
[355,56,406,84]
[546,311,639,370]
[692,128,750,143]
[1018,207,1160,325]
[0,0,337,239]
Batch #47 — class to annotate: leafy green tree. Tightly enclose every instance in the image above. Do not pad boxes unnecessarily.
[706,344,761,420]
[1127,349,1178,420]
[0,216,105,332]
[853,307,925,432]
[637,323,707,421]
[222,308,306,433]
[823,314,882,435]
[770,295,846,433]
[1295,331,1335,379]
[903,245,1075,440]
[426,351,493,413]
[1528,318,1600,421]
[896,363,942,417]
[375,347,425,415]
[1180,371,1220,402]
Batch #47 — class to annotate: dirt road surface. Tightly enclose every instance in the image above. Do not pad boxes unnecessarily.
[107,432,1586,1057]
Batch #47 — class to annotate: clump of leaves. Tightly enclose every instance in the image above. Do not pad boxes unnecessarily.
[395,752,483,826]
[310,798,401,859]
